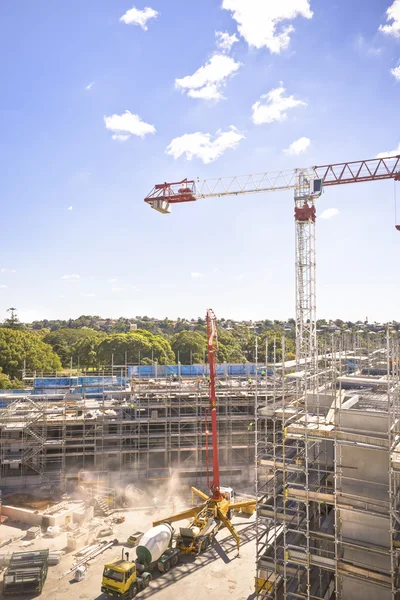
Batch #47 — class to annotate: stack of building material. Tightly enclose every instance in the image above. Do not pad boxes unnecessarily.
[48,551,63,566]
[61,540,117,579]
[26,526,40,540]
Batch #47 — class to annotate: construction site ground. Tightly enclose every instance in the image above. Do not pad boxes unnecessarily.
[0,506,256,600]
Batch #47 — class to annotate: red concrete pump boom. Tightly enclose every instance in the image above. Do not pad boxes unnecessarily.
[206,308,222,501]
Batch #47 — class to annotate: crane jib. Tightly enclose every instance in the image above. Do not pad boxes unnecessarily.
[144,155,400,206]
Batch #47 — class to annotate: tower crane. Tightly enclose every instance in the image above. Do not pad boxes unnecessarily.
[145,155,400,371]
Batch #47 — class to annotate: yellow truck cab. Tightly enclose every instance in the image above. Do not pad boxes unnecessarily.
[102,525,179,599]
[101,558,150,599]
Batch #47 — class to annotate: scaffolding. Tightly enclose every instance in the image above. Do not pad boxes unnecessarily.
[0,370,257,494]
[256,333,400,600]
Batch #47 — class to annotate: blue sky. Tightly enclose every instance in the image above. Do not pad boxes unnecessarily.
[0,0,399,323]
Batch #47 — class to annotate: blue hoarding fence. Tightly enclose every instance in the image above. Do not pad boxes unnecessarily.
[127,363,264,378]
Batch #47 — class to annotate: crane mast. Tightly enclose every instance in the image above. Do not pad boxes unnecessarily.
[145,155,400,369]
[294,171,320,371]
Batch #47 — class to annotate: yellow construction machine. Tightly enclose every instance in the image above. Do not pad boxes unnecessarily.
[153,485,256,555]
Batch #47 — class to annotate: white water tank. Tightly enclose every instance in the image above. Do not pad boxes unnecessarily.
[136,524,173,564]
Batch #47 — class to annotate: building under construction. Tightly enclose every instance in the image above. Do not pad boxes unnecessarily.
[0,368,257,494]
[256,333,400,600]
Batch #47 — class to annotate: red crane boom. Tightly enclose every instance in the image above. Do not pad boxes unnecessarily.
[206,308,221,501]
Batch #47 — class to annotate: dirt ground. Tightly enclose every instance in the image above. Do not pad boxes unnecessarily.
[0,506,256,600]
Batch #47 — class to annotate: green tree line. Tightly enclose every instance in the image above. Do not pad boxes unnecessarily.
[0,310,300,388]
[0,309,390,389]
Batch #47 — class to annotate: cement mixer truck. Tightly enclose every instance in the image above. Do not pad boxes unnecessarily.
[101,523,179,599]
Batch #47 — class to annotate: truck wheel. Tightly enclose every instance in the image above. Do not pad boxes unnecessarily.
[163,560,171,573]
[209,533,214,545]
[143,574,152,588]
[129,583,138,599]
[203,538,210,550]
[171,554,179,567]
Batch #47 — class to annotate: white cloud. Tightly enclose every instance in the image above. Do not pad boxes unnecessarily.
[175,54,241,101]
[320,208,339,220]
[391,65,400,80]
[222,0,313,53]
[0,285,8,289]
[1,268,16,273]
[284,136,310,155]
[108,278,118,283]
[83,293,96,298]
[376,143,400,158]
[166,127,245,164]
[67,206,73,211]
[112,134,131,142]
[61,274,80,280]
[215,31,239,52]
[379,0,400,38]
[252,84,307,124]
[354,34,382,57]
[85,82,94,91]
[112,287,125,292]
[191,272,204,279]
[104,110,156,141]
[120,6,158,30]
[187,84,224,101]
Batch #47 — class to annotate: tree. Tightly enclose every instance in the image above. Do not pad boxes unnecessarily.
[110,318,131,334]
[97,330,175,366]
[216,328,245,363]
[0,329,62,378]
[257,333,295,363]
[229,326,257,363]
[0,367,24,389]
[44,328,103,366]
[2,307,24,330]
[171,331,206,364]
[70,334,106,369]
